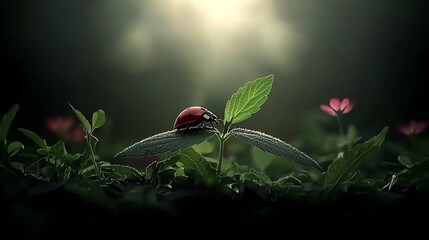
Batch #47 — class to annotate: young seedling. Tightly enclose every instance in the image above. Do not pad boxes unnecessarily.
[69,104,106,178]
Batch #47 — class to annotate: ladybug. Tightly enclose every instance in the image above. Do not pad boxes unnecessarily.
[173,106,219,130]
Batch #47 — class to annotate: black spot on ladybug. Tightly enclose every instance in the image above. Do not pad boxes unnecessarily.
[188,112,193,118]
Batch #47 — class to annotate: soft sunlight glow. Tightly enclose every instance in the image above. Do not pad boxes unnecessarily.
[176,0,257,28]
[111,0,301,101]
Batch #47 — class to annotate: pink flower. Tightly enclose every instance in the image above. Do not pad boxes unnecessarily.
[46,116,85,143]
[64,126,85,143]
[46,116,74,133]
[320,98,354,117]
[397,120,428,136]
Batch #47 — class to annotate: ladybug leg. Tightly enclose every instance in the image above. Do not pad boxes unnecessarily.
[184,123,192,131]
[201,121,207,129]
[203,121,214,130]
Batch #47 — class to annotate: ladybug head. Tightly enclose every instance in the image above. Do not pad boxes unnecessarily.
[202,110,219,124]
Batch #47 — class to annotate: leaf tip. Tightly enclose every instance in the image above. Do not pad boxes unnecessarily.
[114,148,129,159]
[68,102,75,110]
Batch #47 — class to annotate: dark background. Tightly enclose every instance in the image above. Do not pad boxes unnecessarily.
[1,0,428,144]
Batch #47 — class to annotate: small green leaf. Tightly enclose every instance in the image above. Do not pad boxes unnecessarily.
[145,156,180,180]
[37,148,48,155]
[49,141,67,162]
[65,153,81,163]
[0,104,19,141]
[242,169,272,186]
[323,127,389,189]
[273,174,302,187]
[63,167,72,182]
[18,128,47,148]
[230,128,322,171]
[41,165,56,180]
[114,129,217,158]
[175,167,186,177]
[398,155,413,168]
[178,148,216,186]
[7,141,24,158]
[10,162,25,172]
[69,103,91,133]
[79,161,108,177]
[103,164,142,180]
[92,109,106,130]
[224,75,273,127]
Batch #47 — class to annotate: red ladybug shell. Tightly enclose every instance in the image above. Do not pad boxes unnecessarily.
[173,106,206,129]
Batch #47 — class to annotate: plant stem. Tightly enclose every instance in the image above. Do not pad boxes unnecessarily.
[24,157,45,171]
[217,136,225,177]
[336,114,344,138]
[217,122,231,177]
[336,113,346,151]
[87,134,102,179]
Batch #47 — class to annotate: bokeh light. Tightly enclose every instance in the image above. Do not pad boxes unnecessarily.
[111,0,300,103]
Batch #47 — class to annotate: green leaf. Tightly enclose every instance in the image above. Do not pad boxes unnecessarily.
[114,129,217,158]
[41,165,56,180]
[7,141,24,158]
[224,74,273,126]
[10,162,24,172]
[79,161,108,176]
[37,148,48,155]
[273,174,302,187]
[145,156,180,180]
[103,164,142,180]
[398,155,413,168]
[0,104,19,141]
[242,169,272,186]
[323,127,389,189]
[63,167,72,182]
[18,128,47,148]
[49,141,67,163]
[69,103,91,133]
[92,109,106,130]
[230,128,322,171]
[65,153,81,163]
[178,148,216,186]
